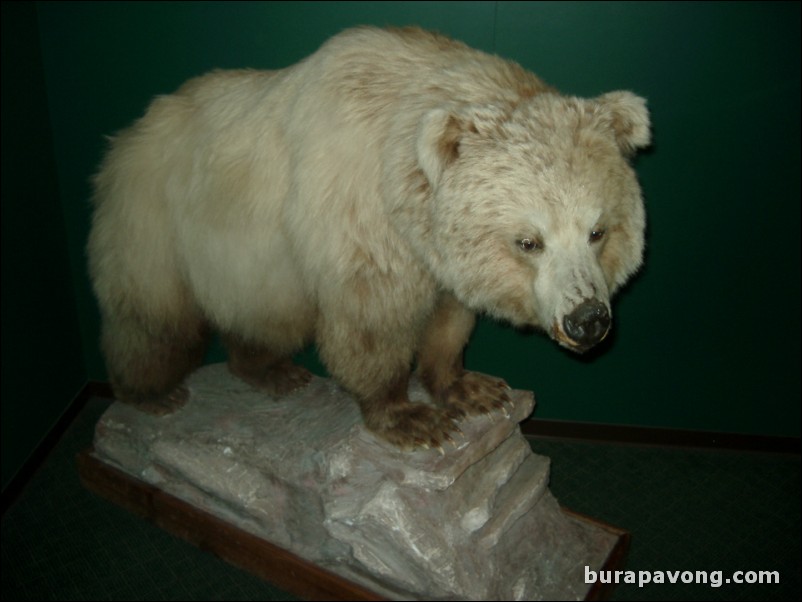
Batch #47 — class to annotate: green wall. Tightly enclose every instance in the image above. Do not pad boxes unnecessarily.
[5,0,797,489]
[1,3,87,490]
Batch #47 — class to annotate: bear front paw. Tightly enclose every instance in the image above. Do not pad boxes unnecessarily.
[366,403,464,451]
[440,371,513,420]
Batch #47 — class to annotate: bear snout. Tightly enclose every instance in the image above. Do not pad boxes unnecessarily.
[561,299,611,352]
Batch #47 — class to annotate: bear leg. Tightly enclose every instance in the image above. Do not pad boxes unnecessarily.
[417,294,512,418]
[357,371,466,450]
[317,311,461,450]
[223,334,313,396]
[102,312,209,416]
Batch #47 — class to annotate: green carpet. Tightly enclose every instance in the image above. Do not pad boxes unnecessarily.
[529,438,800,601]
[2,398,799,601]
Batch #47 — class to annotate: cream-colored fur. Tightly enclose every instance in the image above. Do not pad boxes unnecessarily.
[88,27,650,448]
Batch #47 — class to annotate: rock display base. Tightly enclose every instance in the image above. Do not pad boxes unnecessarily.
[83,364,626,600]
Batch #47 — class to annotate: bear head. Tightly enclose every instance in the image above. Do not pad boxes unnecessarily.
[417,91,650,353]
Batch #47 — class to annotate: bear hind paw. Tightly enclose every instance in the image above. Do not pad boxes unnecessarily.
[229,360,313,397]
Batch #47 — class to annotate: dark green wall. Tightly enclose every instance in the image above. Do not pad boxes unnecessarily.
[17,0,800,454]
[1,3,87,490]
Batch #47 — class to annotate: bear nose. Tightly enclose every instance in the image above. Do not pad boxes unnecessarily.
[562,300,611,350]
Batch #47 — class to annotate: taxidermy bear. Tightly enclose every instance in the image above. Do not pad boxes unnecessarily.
[88,27,650,449]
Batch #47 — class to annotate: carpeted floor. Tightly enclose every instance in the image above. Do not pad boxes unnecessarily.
[2,397,799,601]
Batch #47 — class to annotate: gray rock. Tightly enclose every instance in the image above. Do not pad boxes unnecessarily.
[93,363,618,600]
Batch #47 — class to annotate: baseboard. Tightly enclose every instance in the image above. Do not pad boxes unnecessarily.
[84,379,800,454]
[521,418,800,454]
[4,380,798,516]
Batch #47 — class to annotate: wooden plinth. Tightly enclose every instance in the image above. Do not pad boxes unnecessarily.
[78,449,629,601]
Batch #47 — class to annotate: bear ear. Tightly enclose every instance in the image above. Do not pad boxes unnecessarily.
[417,107,464,184]
[595,91,651,154]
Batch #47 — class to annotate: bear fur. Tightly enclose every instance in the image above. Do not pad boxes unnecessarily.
[88,27,650,449]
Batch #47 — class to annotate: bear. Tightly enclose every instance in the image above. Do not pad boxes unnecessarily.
[88,26,650,450]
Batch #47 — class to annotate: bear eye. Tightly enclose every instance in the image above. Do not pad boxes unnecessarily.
[518,238,542,252]
[589,229,606,244]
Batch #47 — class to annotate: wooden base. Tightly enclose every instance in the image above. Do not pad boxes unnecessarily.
[78,449,629,601]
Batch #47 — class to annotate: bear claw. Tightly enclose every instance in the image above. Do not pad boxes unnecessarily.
[369,402,466,451]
